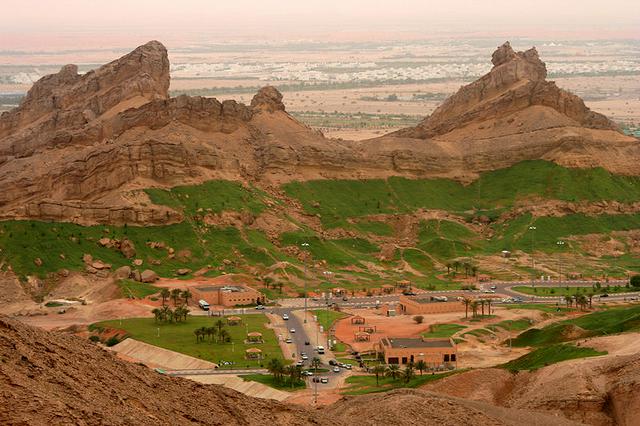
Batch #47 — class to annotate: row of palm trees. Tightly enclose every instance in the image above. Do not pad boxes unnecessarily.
[151,305,190,323]
[194,319,231,343]
[446,260,478,278]
[461,297,493,319]
[371,360,431,386]
[260,277,284,293]
[564,294,593,310]
[159,288,192,307]
[266,358,304,388]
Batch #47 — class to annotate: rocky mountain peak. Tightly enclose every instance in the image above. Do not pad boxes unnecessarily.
[251,86,286,112]
[491,41,517,66]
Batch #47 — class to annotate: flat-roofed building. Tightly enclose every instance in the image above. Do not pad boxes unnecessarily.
[377,336,457,368]
[398,294,464,315]
[194,284,264,307]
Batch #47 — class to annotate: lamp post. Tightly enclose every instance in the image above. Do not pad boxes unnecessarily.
[529,226,537,287]
[302,242,310,323]
[556,241,565,283]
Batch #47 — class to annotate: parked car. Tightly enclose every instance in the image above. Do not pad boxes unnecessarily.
[345,364,352,370]
[255,305,265,310]
[302,370,313,376]
[490,285,497,290]
[328,359,338,366]
[301,354,308,360]
[198,299,210,311]
[282,313,289,320]
[304,340,310,345]
[320,377,329,384]
[601,293,609,297]
[285,338,293,344]
[333,366,340,373]
[296,360,305,367]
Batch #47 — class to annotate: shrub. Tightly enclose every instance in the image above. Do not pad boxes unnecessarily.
[413,315,424,324]
[631,275,640,288]
[89,335,100,343]
[105,336,121,347]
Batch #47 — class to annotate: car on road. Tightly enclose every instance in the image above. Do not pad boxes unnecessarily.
[402,291,417,296]
[285,338,293,344]
[342,296,348,301]
[304,340,310,345]
[290,328,296,333]
[490,285,497,290]
[320,377,328,384]
[296,360,305,367]
[302,371,313,376]
[345,364,352,370]
[333,366,340,373]
[601,293,609,297]
[316,345,325,354]
[282,313,289,320]
[255,305,265,310]
[301,354,308,360]
[483,289,495,293]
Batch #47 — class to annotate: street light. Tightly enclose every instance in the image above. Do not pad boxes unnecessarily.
[302,242,310,323]
[529,226,537,286]
[556,241,565,283]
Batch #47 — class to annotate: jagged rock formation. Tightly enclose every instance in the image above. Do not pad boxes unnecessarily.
[0,40,637,225]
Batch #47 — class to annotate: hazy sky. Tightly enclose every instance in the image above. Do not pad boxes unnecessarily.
[1,0,638,48]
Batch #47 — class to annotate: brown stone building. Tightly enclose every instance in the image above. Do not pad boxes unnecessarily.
[397,295,464,315]
[377,337,457,368]
[194,285,264,307]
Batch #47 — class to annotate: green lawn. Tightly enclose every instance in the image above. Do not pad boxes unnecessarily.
[342,371,458,395]
[240,374,306,391]
[95,314,284,368]
[502,343,606,371]
[512,304,640,347]
[512,285,632,297]
[461,328,493,338]
[312,310,348,331]
[117,279,159,299]
[422,323,466,338]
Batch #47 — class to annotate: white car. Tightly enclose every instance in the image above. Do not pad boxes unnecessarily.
[333,366,340,373]
[301,354,308,360]
[285,338,293,344]
[282,314,289,320]
[290,328,296,333]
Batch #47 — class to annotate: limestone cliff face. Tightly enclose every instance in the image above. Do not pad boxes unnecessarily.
[0,40,637,225]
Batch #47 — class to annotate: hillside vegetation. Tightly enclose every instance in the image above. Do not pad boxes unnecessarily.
[2,161,640,297]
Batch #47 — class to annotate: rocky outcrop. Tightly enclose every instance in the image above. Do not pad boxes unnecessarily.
[394,41,617,139]
[0,40,637,225]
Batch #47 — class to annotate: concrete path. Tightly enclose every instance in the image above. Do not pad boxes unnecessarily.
[182,374,290,401]
[110,338,217,370]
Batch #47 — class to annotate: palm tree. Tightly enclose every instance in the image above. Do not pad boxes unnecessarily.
[173,306,183,322]
[219,329,231,343]
[479,299,486,316]
[160,288,170,306]
[471,265,478,278]
[462,298,471,319]
[206,326,217,342]
[170,288,182,306]
[586,292,594,309]
[372,364,386,386]
[267,358,284,383]
[386,364,401,381]
[151,308,161,323]
[415,360,427,376]
[403,364,415,383]
[182,290,192,306]
[564,295,573,308]
[446,262,452,275]
[470,300,478,318]
[311,357,321,372]
[486,298,492,316]
[262,276,274,289]
[215,319,225,337]
[160,305,171,322]
[453,260,461,273]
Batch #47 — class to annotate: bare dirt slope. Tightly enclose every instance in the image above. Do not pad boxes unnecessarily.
[0,316,588,425]
[424,336,640,426]
[0,41,637,225]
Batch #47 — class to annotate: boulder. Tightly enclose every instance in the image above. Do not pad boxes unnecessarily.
[85,266,98,274]
[176,268,191,276]
[120,239,136,258]
[131,269,142,282]
[133,259,143,266]
[98,237,113,247]
[114,266,132,280]
[34,258,43,267]
[82,254,93,264]
[91,261,111,270]
[140,269,159,283]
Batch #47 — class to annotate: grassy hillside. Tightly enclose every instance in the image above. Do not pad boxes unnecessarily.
[2,161,640,297]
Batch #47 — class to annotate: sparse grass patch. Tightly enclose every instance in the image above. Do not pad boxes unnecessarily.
[502,343,606,371]
[422,323,466,338]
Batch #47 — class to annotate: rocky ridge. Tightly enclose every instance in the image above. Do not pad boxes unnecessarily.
[0,40,637,225]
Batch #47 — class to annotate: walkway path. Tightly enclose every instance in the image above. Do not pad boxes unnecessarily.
[180,374,290,401]
[110,338,217,370]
